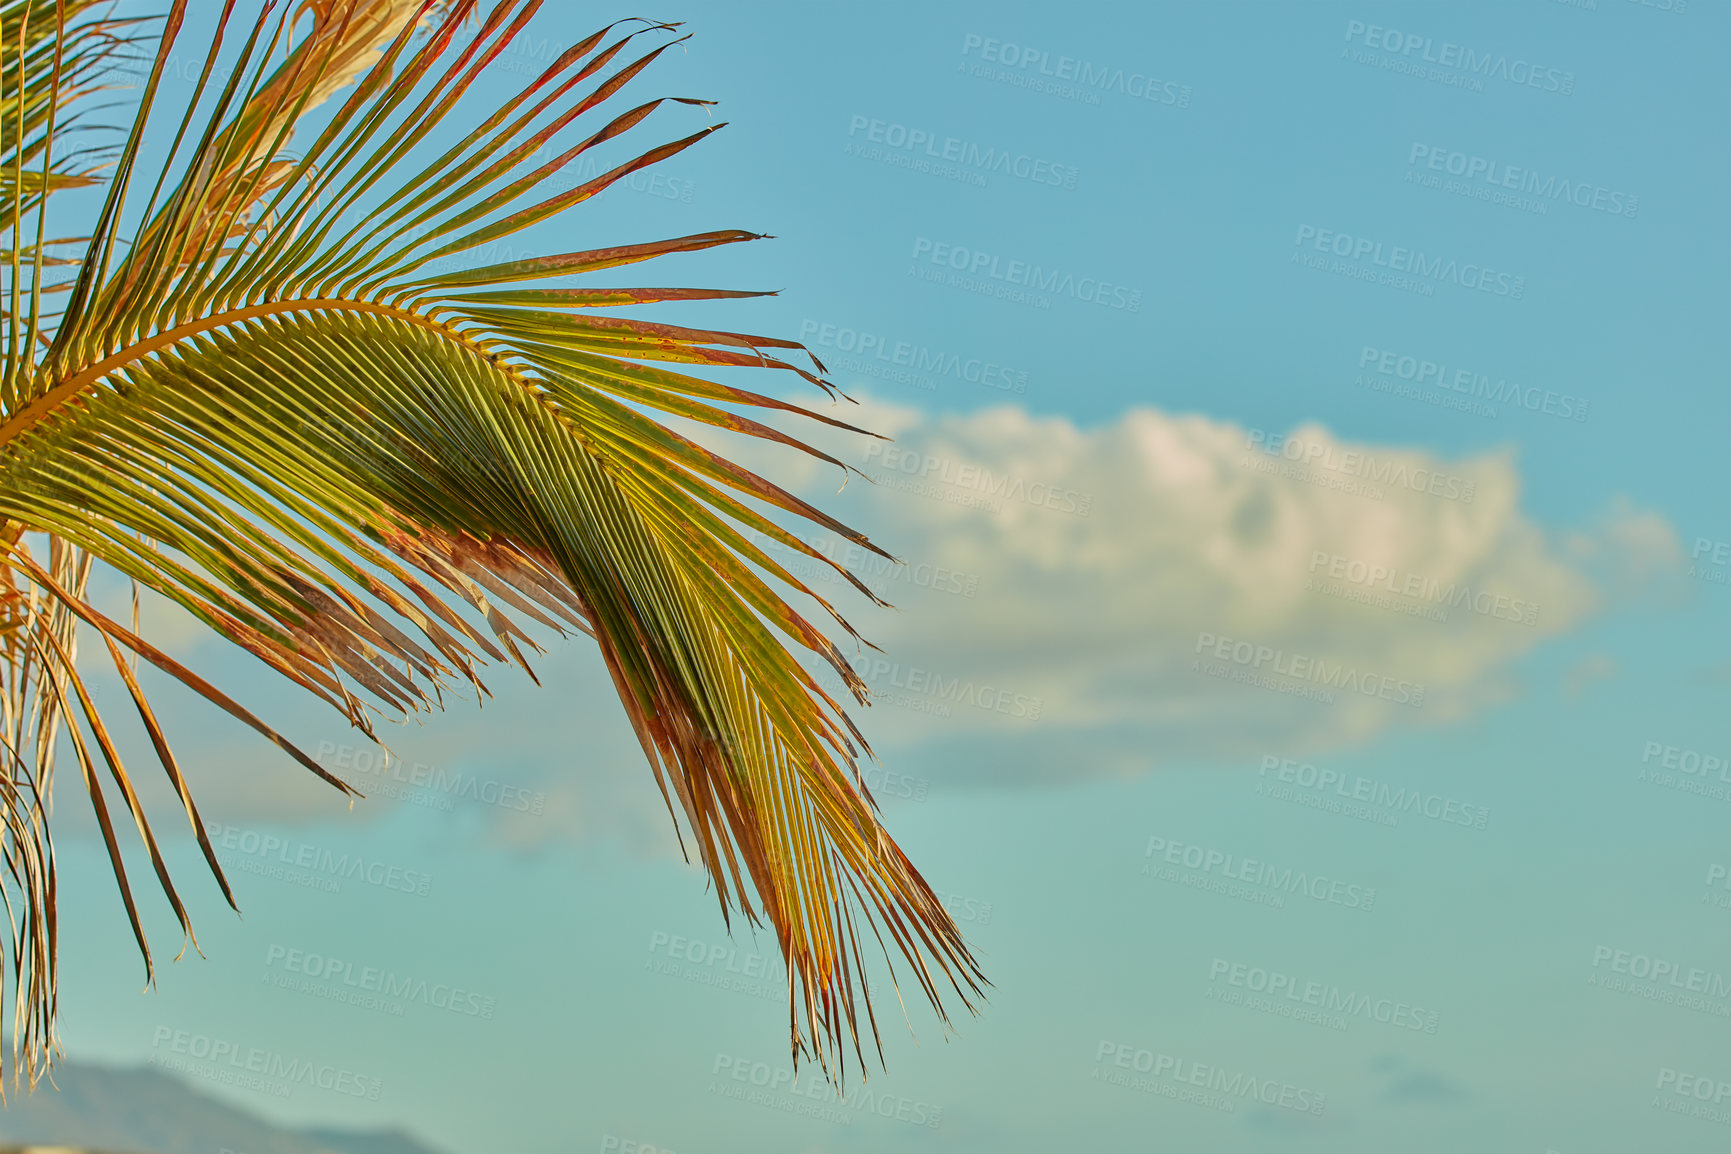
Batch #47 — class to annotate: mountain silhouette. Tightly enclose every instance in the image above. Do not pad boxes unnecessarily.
[0,1062,450,1154]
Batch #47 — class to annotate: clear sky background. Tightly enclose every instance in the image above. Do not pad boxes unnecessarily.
[38,1,1731,1151]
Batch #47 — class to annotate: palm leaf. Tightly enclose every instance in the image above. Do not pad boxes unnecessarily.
[0,0,982,1090]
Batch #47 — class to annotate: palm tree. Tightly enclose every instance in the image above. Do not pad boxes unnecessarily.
[0,0,982,1092]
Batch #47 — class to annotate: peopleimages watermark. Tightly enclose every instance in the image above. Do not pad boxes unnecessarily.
[1341,20,1576,96]
[1306,550,1539,628]
[958,34,1192,109]
[741,527,980,609]
[1406,144,1637,219]
[207,822,432,898]
[936,889,994,925]
[599,1137,679,1154]
[262,944,496,1020]
[1092,1042,1326,1115]
[1303,567,1444,624]
[150,1026,382,1101]
[1244,428,1476,505]
[854,656,1044,722]
[846,115,1078,190]
[816,664,952,720]
[1293,225,1526,299]
[1688,537,1730,588]
[1142,835,1377,912]
[910,237,1143,312]
[510,140,695,204]
[808,533,982,602]
[647,931,780,1002]
[1654,1067,1731,1128]
[863,442,1093,518]
[1704,864,1731,911]
[1589,945,1731,1018]
[710,1054,943,1128]
[1356,345,1589,423]
[552,152,696,204]
[1638,740,1731,803]
[799,318,1028,394]
[493,30,563,75]
[106,52,246,87]
[862,766,933,802]
[1257,755,1491,831]
[1206,958,1441,1035]
[1543,0,1689,15]
[316,741,546,816]
[1193,630,1427,709]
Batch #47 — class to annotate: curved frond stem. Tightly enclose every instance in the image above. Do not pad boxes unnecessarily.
[0,0,984,1086]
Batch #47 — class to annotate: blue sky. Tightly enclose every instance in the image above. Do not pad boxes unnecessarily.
[42,1,1731,1151]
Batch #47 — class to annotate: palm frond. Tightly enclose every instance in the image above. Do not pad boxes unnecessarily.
[0,0,158,1092]
[0,0,982,1088]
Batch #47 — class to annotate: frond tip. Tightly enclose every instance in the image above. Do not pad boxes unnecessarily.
[0,0,982,1087]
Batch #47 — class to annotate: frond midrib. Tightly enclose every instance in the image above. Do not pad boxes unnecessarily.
[0,296,503,453]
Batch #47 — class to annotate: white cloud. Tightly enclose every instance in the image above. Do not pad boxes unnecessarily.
[746,393,1677,784]
[66,394,1680,845]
